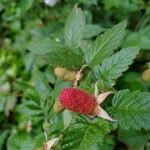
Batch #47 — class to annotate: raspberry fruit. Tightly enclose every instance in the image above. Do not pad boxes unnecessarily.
[59,87,97,115]
[59,87,115,121]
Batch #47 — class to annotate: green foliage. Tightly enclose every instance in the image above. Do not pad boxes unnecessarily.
[64,6,85,49]
[103,0,145,11]
[32,69,51,100]
[86,20,127,66]
[117,72,146,91]
[124,26,150,49]
[79,0,97,5]
[28,38,84,69]
[83,24,104,38]
[0,0,150,150]
[7,132,34,150]
[118,129,149,150]
[61,116,110,150]
[20,0,33,15]
[42,47,84,70]
[111,90,150,130]
[99,135,115,150]
[95,47,140,85]
[28,38,54,54]
[0,130,9,150]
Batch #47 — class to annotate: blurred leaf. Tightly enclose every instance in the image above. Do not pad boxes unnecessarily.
[28,38,55,55]
[18,99,43,116]
[103,0,124,10]
[140,26,150,38]
[0,97,5,112]
[28,38,84,69]
[44,66,56,84]
[118,72,145,91]
[7,132,34,150]
[103,0,145,11]
[32,69,51,101]
[79,0,97,5]
[0,130,9,150]
[123,26,150,49]
[80,40,93,58]
[63,110,72,129]
[94,47,140,84]
[86,20,127,66]
[100,135,115,150]
[20,0,33,14]
[5,94,17,117]
[111,90,150,130]
[83,24,105,38]
[64,6,85,49]
[119,129,148,150]
[42,46,84,70]
[34,134,45,148]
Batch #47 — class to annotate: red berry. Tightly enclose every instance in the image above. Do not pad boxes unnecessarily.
[59,88,97,115]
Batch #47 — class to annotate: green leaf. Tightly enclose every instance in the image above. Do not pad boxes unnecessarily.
[63,110,72,129]
[0,130,9,150]
[7,132,34,150]
[118,72,145,91]
[28,37,84,69]
[99,135,115,150]
[111,90,150,130]
[17,99,43,117]
[64,6,85,49]
[32,69,51,101]
[118,129,149,150]
[86,20,127,66]
[123,26,150,49]
[83,24,104,38]
[34,134,45,149]
[95,47,140,84]
[28,38,55,55]
[42,46,84,70]
[79,0,97,5]
[61,116,110,150]
[20,0,33,15]
[5,94,17,117]
[17,69,52,118]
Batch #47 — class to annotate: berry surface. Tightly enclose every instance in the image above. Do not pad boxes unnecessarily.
[59,88,97,115]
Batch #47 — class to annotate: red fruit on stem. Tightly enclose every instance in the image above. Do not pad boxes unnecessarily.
[59,87,97,115]
[59,87,115,121]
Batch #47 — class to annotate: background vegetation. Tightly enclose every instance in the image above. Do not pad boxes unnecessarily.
[0,0,150,150]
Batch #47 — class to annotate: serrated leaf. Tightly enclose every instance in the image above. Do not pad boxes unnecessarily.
[28,38,56,55]
[17,100,43,116]
[42,46,84,70]
[64,6,85,49]
[83,24,104,38]
[95,47,140,84]
[111,90,150,130]
[119,129,148,150]
[86,20,127,66]
[26,37,84,70]
[61,116,110,150]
